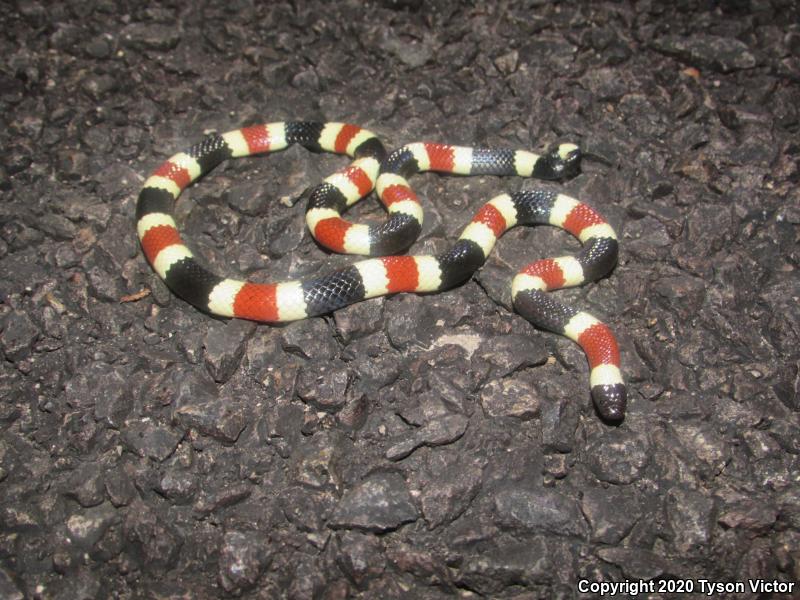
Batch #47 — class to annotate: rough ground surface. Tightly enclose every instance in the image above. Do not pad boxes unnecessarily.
[1,1,799,598]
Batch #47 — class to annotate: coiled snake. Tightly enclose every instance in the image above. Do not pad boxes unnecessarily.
[136,122,626,421]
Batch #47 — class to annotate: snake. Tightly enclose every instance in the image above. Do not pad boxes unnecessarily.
[135,121,626,421]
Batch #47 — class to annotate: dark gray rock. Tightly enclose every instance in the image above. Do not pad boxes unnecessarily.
[81,73,117,101]
[541,397,579,454]
[385,413,468,461]
[280,318,338,361]
[665,486,715,554]
[585,430,650,485]
[65,502,118,549]
[415,453,484,529]
[290,431,349,489]
[265,215,305,258]
[776,487,800,531]
[85,34,112,59]
[386,543,451,587]
[121,420,183,462]
[336,389,370,431]
[333,298,385,343]
[493,484,587,537]
[580,487,644,544]
[287,555,327,599]
[82,247,126,302]
[475,333,548,377]
[218,530,271,594]
[90,368,134,430]
[55,149,90,181]
[296,362,351,412]
[262,401,304,460]
[203,318,254,383]
[378,30,435,68]
[479,376,542,420]
[52,569,103,600]
[173,381,247,444]
[123,501,182,570]
[651,34,757,73]
[225,181,270,216]
[63,462,106,508]
[0,165,10,192]
[596,547,674,580]
[670,422,732,476]
[120,22,181,51]
[34,214,77,241]
[279,486,336,532]
[156,469,198,505]
[104,467,137,508]
[0,567,24,600]
[329,472,419,532]
[194,483,252,516]
[0,311,40,362]
[717,497,777,535]
[335,531,385,590]
[652,273,707,322]
[455,539,554,595]
[543,453,570,480]
[385,294,440,349]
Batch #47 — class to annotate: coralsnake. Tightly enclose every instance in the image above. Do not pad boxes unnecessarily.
[136,122,626,421]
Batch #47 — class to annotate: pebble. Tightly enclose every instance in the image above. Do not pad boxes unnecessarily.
[121,420,183,462]
[385,413,468,461]
[652,34,757,73]
[329,472,419,532]
[585,430,651,485]
[665,486,715,554]
[65,503,118,548]
[0,310,39,361]
[581,487,643,544]
[218,530,272,593]
[203,318,254,383]
[120,23,181,51]
[415,453,484,529]
[335,531,385,589]
[493,484,587,537]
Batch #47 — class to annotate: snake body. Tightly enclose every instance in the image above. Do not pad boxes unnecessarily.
[136,122,626,421]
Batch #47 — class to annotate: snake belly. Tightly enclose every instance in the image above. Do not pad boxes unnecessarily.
[135,121,626,421]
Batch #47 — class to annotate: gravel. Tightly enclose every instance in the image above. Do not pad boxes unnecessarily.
[1,0,798,598]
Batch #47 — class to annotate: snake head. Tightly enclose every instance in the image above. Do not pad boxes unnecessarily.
[555,143,581,178]
[534,143,582,180]
[592,383,627,422]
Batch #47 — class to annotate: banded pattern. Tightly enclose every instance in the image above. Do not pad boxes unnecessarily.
[509,191,625,421]
[136,123,626,421]
[137,120,384,311]
[356,141,582,256]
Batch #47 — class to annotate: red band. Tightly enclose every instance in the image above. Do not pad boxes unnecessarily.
[473,204,507,237]
[233,282,279,322]
[314,217,351,253]
[380,184,418,207]
[342,165,373,197]
[424,143,455,172]
[153,161,191,190]
[578,323,620,368]
[240,125,272,154]
[563,203,605,237]
[521,259,565,290]
[334,124,362,154]
[141,224,183,265]
[382,256,419,293]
